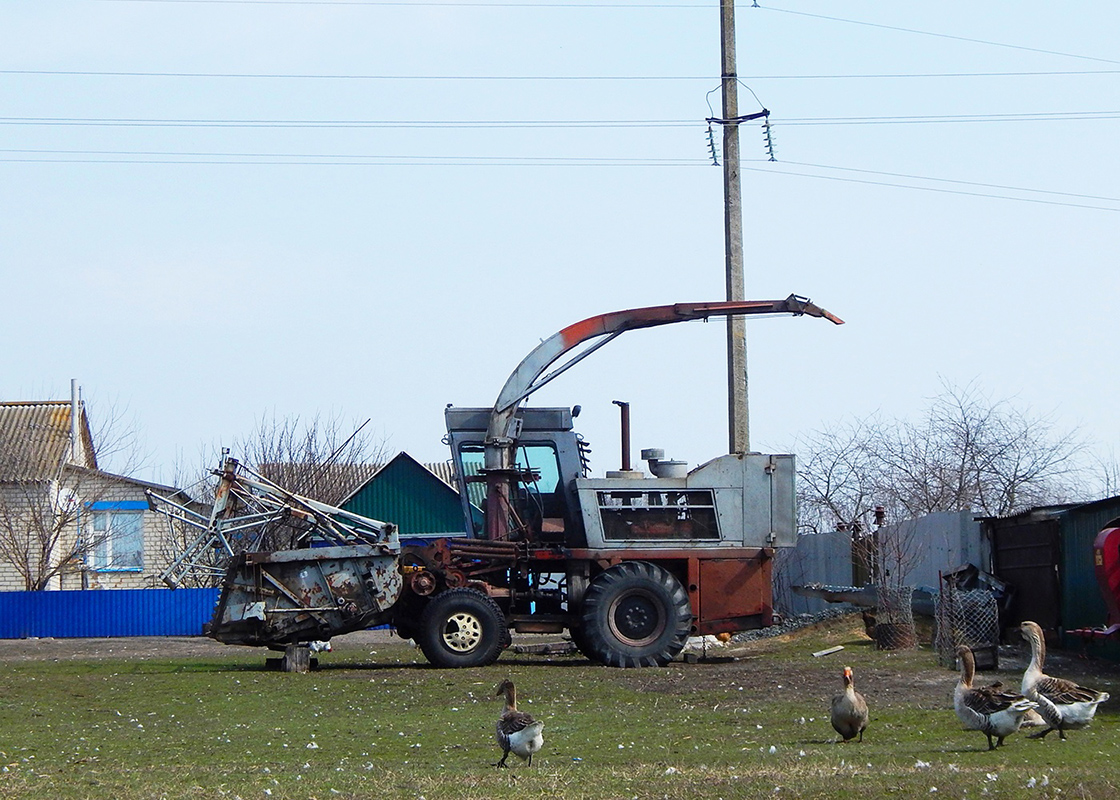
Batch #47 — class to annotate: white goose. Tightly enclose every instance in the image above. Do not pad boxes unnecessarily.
[830,666,869,743]
[954,645,1037,750]
[1020,620,1110,740]
[494,679,545,767]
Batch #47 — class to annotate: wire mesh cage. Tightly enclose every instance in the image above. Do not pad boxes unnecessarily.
[875,584,917,650]
[935,580,1000,670]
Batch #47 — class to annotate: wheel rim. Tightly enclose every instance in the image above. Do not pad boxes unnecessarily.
[607,589,665,647]
[441,611,483,653]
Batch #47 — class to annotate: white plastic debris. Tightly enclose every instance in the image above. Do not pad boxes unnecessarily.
[769,746,777,754]
[914,760,931,769]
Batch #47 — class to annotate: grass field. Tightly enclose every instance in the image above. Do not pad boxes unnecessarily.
[0,616,1116,799]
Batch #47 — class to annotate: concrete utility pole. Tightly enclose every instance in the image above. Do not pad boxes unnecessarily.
[721,0,749,454]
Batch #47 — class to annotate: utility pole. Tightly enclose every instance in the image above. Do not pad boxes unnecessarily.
[721,0,749,454]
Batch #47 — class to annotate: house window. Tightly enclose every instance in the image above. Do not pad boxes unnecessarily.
[88,502,145,571]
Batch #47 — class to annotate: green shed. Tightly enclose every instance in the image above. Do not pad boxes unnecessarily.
[340,452,479,540]
[983,495,1120,660]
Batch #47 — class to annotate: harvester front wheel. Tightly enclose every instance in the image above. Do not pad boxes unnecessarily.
[416,588,507,668]
[578,561,692,668]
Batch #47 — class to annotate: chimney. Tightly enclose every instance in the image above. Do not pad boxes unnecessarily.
[70,379,80,463]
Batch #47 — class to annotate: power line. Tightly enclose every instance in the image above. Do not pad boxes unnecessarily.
[3,145,1116,211]
[0,116,700,129]
[780,160,1120,205]
[742,163,1120,213]
[779,110,1120,126]
[4,68,1118,81]
[0,156,703,166]
[2,110,1118,129]
[79,1,1120,75]
[0,146,704,165]
[761,4,1120,67]
[96,1,710,7]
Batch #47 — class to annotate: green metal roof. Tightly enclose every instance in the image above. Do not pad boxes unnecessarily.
[341,452,475,537]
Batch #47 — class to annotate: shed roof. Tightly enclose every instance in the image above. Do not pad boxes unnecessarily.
[0,400,97,481]
[341,452,472,536]
[339,453,458,506]
[977,496,1120,525]
[256,457,456,506]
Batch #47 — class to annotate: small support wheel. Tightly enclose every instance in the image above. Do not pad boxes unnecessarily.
[416,588,507,668]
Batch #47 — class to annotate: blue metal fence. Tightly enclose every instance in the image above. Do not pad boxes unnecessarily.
[0,588,221,639]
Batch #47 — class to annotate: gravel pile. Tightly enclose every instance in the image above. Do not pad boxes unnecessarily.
[732,606,857,643]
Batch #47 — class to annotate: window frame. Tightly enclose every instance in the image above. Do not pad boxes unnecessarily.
[86,501,146,572]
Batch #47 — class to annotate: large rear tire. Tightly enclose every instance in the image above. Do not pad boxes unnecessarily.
[578,561,692,668]
[416,588,507,668]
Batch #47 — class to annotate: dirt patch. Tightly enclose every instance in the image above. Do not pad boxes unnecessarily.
[0,634,237,662]
[608,614,1120,713]
[1,615,1117,716]
[0,630,399,662]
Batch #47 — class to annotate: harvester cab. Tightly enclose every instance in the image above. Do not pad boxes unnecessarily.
[443,405,798,552]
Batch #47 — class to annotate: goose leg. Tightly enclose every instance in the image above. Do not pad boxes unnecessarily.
[1057,729,1067,741]
[985,734,996,751]
[1028,727,1054,740]
[494,750,510,768]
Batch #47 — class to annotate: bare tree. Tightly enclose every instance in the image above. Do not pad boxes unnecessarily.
[1087,447,1120,499]
[795,416,881,536]
[145,445,224,589]
[868,382,1084,518]
[166,412,391,557]
[0,398,143,591]
[795,381,1086,588]
[237,412,388,507]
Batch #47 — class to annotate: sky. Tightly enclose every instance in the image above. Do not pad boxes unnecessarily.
[2,1,1118,488]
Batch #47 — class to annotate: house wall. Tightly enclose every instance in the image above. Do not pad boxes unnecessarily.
[63,474,174,590]
[0,473,179,592]
[0,481,61,591]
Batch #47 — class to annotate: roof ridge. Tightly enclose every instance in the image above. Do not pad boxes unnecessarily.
[0,400,73,407]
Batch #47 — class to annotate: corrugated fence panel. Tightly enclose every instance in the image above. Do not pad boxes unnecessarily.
[0,588,220,639]
[774,530,854,615]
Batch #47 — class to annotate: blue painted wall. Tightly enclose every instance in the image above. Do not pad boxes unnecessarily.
[0,588,220,638]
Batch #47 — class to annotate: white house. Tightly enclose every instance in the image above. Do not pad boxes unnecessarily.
[0,395,189,591]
